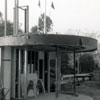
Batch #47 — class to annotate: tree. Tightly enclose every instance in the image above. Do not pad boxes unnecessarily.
[61,53,73,75]
[79,53,96,73]
[31,13,53,34]
[31,25,38,34]
[0,11,22,36]
[0,20,13,36]
[38,13,53,33]
[0,12,13,36]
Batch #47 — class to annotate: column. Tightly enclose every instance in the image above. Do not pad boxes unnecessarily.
[58,53,61,92]
[24,49,28,98]
[18,49,21,98]
[55,48,59,98]
[10,48,16,98]
[48,54,50,93]
[73,51,77,96]
[1,47,11,100]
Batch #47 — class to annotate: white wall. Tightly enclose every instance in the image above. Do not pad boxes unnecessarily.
[1,47,11,100]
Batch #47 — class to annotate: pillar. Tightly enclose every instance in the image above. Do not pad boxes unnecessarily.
[18,49,21,98]
[10,48,16,98]
[1,47,12,100]
[55,48,60,98]
[73,51,78,96]
[24,48,28,98]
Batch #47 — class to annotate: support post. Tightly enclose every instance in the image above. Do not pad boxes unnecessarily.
[24,49,28,98]
[48,53,50,93]
[73,51,77,96]
[55,48,59,98]
[58,53,61,92]
[18,49,21,98]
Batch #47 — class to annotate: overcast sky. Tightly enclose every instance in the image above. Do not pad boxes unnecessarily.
[0,0,100,34]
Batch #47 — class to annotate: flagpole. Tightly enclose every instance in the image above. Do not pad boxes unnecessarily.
[16,0,19,35]
[44,0,47,34]
[4,0,7,36]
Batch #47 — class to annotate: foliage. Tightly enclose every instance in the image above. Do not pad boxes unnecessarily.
[31,26,38,33]
[38,13,53,33]
[31,25,38,34]
[61,53,73,75]
[79,53,96,73]
[0,11,22,36]
[31,13,53,34]
[0,12,13,36]
[0,21,13,36]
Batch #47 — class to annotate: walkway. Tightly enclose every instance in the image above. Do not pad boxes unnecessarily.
[29,93,93,100]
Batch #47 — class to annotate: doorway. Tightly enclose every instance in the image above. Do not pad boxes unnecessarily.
[38,51,48,92]
[50,59,56,92]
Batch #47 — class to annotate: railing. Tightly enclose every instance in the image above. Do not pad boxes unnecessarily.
[61,73,94,84]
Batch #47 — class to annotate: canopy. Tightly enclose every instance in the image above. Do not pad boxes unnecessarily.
[0,34,97,52]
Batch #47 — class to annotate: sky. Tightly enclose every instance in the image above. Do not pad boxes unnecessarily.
[0,0,100,34]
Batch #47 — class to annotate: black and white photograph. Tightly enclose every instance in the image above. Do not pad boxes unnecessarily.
[0,0,100,100]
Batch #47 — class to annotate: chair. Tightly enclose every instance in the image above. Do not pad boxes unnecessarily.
[37,79,45,95]
[27,73,39,98]
[20,73,45,98]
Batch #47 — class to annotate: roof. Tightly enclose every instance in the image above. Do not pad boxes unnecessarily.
[0,34,97,52]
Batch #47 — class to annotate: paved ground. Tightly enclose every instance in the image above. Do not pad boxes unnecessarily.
[76,81,100,100]
[29,93,93,100]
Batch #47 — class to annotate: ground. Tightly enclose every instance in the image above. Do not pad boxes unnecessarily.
[61,80,100,100]
[76,81,100,100]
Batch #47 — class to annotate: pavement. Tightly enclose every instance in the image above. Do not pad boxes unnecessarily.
[28,93,93,100]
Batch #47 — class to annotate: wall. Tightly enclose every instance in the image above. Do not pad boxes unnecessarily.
[1,47,11,100]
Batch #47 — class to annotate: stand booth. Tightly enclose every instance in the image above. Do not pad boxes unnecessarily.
[0,34,97,100]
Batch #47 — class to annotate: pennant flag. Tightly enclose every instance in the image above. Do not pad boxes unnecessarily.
[38,0,41,8]
[51,2,55,9]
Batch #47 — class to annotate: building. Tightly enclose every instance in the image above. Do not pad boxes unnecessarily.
[0,34,97,100]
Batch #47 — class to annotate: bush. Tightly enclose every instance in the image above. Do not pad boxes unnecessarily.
[79,54,95,73]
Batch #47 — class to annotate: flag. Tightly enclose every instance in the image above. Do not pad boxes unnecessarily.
[51,2,55,9]
[38,0,41,8]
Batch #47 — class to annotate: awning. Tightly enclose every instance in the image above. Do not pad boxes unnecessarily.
[0,34,97,52]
